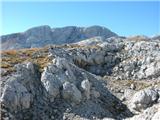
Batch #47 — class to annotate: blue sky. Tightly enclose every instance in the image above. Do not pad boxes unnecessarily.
[1,1,160,36]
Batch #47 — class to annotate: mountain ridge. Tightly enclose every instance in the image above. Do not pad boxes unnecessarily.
[1,25,118,50]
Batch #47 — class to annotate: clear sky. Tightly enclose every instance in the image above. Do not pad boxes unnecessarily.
[1,1,160,36]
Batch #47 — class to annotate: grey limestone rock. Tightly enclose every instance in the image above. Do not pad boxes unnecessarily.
[1,25,117,50]
[81,79,91,100]
[126,103,160,120]
[1,79,32,112]
[62,82,82,104]
[130,87,159,111]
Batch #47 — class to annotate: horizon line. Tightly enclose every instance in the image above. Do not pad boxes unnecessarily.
[1,24,159,37]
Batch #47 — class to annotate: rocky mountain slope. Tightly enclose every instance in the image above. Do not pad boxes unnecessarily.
[1,25,117,50]
[1,35,160,120]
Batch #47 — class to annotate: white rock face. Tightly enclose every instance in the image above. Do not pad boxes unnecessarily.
[62,82,82,104]
[41,71,60,102]
[25,25,53,46]
[49,40,123,76]
[0,62,44,115]
[152,110,160,120]
[26,62,35,74]
[40,57,109,105]
[75,36,104,46]
[113,37,160,80]
[126,103,160,120]
[145,62,160,78]
[124,89,136,100]
[81,79,91,99]
[1,25,117,50]
[47,36,160,79]
[130,87,158,111]
[1,80,32,111]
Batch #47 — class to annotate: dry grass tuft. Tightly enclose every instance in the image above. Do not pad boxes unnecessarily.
[1,47,51,76]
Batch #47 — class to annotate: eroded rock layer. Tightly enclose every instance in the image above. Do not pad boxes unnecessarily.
[1,35,160,120]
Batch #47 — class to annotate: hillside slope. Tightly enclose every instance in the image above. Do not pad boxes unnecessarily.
[1,36,160,120]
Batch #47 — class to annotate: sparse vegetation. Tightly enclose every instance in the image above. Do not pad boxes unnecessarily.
[1,47,51,76]
[103,76,160,91]
[1,45,101,76]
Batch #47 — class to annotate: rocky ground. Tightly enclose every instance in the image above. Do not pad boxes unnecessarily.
[0,36,160,120]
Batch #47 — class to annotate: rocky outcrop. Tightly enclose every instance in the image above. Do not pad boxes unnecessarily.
[1,79,32,111]
[41,57,104,105]
[129,87,159,112]
[62,82,82,104]
[113,38,160,80]
[48,38,123,76]
[1,34,160,120]
[126,103,160,120]
[81,79,91,100]
[1,25,117,50]
[48,36,160,80]
[1,59,130,119]
[1,62,43,112]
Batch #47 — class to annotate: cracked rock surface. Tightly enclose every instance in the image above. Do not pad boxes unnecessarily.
[1,35,160,120]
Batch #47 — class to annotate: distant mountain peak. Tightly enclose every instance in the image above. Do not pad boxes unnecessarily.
[1,25,118,50]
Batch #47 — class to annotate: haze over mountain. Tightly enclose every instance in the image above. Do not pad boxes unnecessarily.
[1,25,118,50]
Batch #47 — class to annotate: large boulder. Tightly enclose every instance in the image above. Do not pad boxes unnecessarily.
[130,87,159,111]
[1,79,32,111]
[126,103,160,120]
[0,62,43,113]
[145,61,160,78]
[39,57,130,119]
[62,82,82,104]
[81,79,91,100]
[41,70,61,102]
[41,57,91,103]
